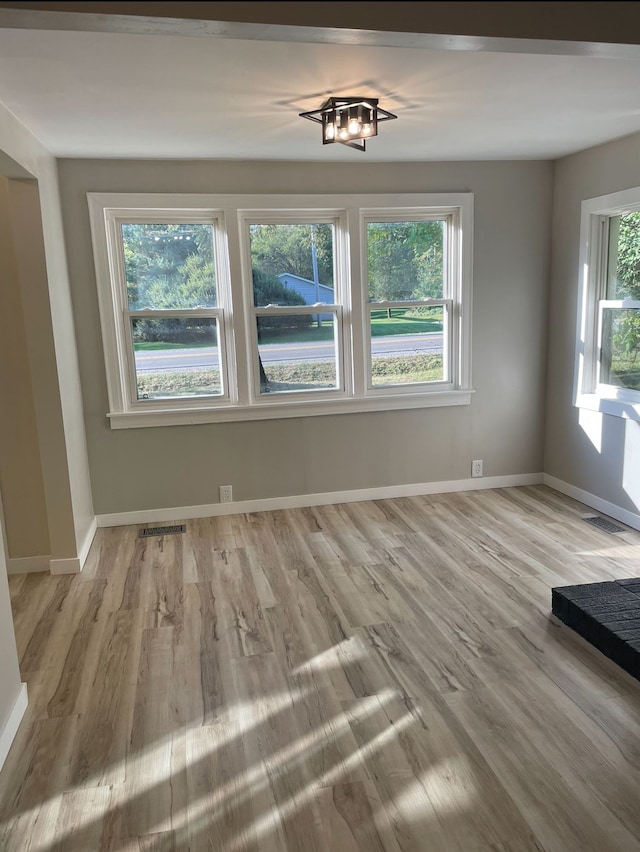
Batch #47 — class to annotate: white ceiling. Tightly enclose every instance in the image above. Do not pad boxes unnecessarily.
[2,24,640,162]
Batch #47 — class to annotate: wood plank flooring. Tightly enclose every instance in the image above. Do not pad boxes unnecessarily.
[2,485,640,851]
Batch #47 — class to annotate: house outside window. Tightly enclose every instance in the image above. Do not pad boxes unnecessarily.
[88,192,473,427]
[575,187,640,422]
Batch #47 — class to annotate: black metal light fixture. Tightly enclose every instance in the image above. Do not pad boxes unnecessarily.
[299,97,397,152]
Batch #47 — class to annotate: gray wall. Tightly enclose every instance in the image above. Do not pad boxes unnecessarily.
[0,178,50,559]
[58,158,553,515]
[545,131,640,516]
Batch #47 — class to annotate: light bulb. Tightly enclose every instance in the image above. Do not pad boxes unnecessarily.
[339,128,349,140]
[348,118,360,135]
[325,123,335,140]
[362,124,372,135]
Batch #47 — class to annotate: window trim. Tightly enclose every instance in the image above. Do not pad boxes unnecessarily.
[237,209,351,403]
[88,192,474,427]
[360,206,461,395]
[575,187,640,422]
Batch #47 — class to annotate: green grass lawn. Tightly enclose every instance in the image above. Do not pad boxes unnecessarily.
[134,339,213,352]
[133,310,443,351]
[261,312,443,344]
[136,354,444,398]
[609,355,640,391]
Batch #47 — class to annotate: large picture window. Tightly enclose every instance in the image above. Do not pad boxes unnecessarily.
[575,188,640,421]
[88,192,473,427]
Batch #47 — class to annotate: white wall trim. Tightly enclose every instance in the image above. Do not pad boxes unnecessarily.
[0,682,27,773]
[96,473,543,527]
[77,517,97,570]
[49,557,81,575]
[107,390,475,428]
[6,554,51,575]
[44,519,97,577]
[544,474,640,532]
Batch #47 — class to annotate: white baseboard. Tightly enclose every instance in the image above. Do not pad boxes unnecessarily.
[7,554,51,575]
[77,517,97,570]
[543,474,640,532]
[8,518,97,578]
[0,683,28,772]
[49,557,81,575]
[96,472,544,528]
[43,519,97,577]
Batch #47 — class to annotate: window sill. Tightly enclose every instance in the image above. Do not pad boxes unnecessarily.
[107,389,475,429]
[575,392,640,422]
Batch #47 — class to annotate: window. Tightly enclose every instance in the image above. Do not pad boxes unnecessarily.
[88,193,473,427]
[575,187,640,421]
[364,215,453,392]
[242,217,346,400]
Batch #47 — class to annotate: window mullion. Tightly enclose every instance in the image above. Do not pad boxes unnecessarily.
[449,210,463,390]
[225,208,250,406]
[348,206,366,397]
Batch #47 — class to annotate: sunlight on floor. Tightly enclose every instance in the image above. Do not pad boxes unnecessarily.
[291,635,368,676]
[222,695,416,852]
[575,539,640,559]
[394,758,476,817]
[18,679,421,851]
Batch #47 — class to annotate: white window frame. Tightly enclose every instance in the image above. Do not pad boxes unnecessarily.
[88,203,236,417]
[575,187,640,421]
[237,209,351,404]
[361,208,463,395]
[88,192,474,428]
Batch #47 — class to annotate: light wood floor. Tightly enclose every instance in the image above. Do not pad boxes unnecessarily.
[2,486,640,851]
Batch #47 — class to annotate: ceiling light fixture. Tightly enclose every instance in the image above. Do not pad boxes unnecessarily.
[299,97,397,152]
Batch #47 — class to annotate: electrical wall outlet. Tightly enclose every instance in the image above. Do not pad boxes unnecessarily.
[471,459,483,478]
[219,485,233,503]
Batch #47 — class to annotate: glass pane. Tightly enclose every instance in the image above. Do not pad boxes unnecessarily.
[248,223,335,308]
[607,212,640,299]
[131,317,222,400]
[370,305,445,386]
[367,220,444,302]
[256,312,338,394]
[600,308,640,391]
[121,223,217,309]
